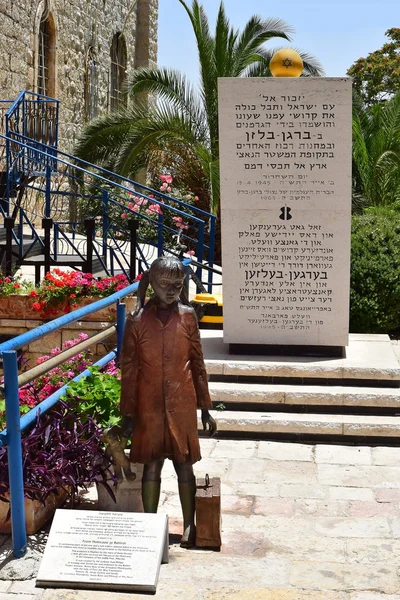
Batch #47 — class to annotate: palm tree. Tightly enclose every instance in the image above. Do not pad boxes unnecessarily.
[75,0,323,217]
[352,92,400,210]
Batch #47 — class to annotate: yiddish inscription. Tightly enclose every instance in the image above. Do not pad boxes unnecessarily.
[218,78,352,346]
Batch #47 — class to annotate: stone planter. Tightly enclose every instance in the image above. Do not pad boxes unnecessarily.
[97,463,144,513]
[0,488,68,535]
[0,294,136,322]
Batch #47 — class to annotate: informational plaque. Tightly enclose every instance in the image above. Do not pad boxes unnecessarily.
[36,510,169,593]
[218,78,352,347]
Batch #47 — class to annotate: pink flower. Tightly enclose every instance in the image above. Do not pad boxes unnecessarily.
[121,213,127,219]
[186,250,195,256]
[186,194,191,200]
[160,174,173,184]
[194,196,199,201]
[172,216,183,223]
[95,231,101,237]
[167,187,172,193]
[146,203,163,216]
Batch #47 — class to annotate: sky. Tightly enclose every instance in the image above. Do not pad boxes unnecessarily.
[158,0,399,84]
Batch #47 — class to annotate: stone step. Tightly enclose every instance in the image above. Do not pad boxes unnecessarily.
[202,333,400,383]
[204,410,400,438]
[209,381,400,408]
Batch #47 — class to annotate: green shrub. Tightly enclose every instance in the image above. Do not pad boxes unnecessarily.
[350,207,400,333]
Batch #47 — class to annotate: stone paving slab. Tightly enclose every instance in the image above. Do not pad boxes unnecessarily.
[1,439,400,598]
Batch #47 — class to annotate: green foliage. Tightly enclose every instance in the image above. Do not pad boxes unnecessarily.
[350,208,400,333]
[352,92,400,209]
[347,28,400,106]
[75,0,323,215]
[64,367,121,430]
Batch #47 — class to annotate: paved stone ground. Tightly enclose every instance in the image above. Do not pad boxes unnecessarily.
[1,438,400,599]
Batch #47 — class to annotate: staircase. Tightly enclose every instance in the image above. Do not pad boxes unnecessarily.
[202,332,400,443]
[0,91,217,288]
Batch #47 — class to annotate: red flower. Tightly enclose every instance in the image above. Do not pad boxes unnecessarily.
[13,283,20,289]
[29,290,38,297]
[32,302,41,311]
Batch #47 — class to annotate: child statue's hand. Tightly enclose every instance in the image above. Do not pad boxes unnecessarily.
[201,409,217,436]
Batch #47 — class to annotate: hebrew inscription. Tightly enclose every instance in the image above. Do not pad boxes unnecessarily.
[218,78,352,346]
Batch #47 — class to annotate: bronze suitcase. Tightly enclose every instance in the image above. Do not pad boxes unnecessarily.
[195,475,221,548]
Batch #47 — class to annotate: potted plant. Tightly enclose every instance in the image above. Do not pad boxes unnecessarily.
[0,335,116,534]
[0,269,136,321]
[64,364,143,512]
[0,401,116,534]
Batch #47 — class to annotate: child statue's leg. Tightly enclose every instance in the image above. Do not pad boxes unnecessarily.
[142,459,164,513]
[173,461,196,548]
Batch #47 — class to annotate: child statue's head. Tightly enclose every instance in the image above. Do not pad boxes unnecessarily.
[149,257,186,307]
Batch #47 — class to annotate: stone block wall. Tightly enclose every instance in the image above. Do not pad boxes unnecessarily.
[0,0,158,151]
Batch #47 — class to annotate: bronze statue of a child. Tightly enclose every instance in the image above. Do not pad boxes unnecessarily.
[120,256,216,547]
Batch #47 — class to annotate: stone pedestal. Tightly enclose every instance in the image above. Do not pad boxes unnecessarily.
[218,78,352,348]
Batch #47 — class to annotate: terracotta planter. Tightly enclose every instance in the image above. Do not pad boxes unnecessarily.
[0,488,68,535]
[0,294,136,322]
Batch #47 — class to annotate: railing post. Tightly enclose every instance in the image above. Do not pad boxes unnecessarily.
[3,351,27,558]
[183,264,190,300]
[42,217,53,275]
[116,302,126,358]
[4,217,15,276]
[102,190,109,259]
[45,165,51,218]
[5,115,11,215]
[196,222,205,293]
[84,218,95,274]
[157,212,163,257]
[18,208,23,258]
[128,218,138,282]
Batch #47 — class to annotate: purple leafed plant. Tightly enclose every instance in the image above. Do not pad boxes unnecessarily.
[0,400,117,516]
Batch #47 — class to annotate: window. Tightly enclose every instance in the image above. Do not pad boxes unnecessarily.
[85,47,98,121]
[110,33,127,111]
[37,4,56,97]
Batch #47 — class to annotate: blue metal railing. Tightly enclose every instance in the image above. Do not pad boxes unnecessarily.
[1,131,217,289]
[0,281,139,558]
[5,91,59,207]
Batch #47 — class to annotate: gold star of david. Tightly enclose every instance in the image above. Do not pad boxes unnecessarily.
[282,58,292,68]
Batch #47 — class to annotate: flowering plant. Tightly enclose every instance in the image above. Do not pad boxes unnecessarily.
[0,336,121,506]
[29,269,130,318]
[81,173,199,256]
[0,333,93,430]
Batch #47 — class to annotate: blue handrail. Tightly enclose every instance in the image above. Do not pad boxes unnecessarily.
[0,283,138,558]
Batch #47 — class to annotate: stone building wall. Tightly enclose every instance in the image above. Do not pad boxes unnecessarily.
[0,0,158,151]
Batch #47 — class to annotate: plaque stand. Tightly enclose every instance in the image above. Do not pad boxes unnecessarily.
[36,509,169,594]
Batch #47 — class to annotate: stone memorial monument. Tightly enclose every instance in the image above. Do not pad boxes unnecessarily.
[36,510,168,593]
[218,64,352,352]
